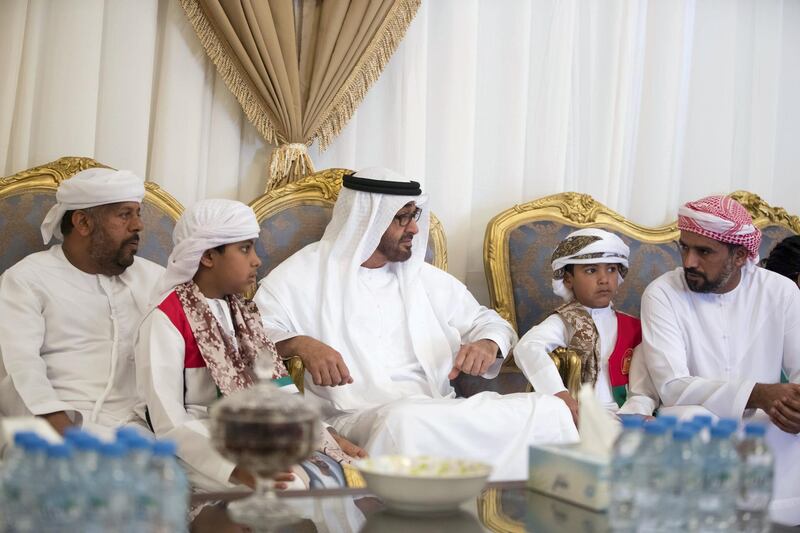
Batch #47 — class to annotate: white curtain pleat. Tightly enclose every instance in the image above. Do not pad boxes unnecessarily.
[1,0,799,303]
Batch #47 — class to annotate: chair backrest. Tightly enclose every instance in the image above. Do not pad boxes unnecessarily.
[0,157,183,274]
[484,190,800,335]
[249,168,448,281]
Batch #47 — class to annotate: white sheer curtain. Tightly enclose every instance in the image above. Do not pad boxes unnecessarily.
[0,0,268,204]
[2,0,799,302]
[315,0,800,302]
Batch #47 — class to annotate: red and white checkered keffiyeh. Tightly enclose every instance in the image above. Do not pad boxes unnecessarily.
[677,195,761,262]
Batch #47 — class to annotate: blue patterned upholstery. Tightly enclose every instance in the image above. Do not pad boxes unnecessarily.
[0,192,54,275]
[0,158,182,275]
[255,204,332,281]
[138,200,179,267]
[759,225,796,263]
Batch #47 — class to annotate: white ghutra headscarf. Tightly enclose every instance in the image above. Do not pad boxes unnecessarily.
[40,168,145,244]
[157,199,260,295]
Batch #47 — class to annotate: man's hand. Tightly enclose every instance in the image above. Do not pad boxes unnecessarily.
[768,385,800,434]
[749,383,800,434]
[327,427,367,458]
[448,339,499,380]
[554,390,579,428]
[231,466,295,490]
[40,411,74,436]
[277,335,353,387]
[749,383,800,410]
[272,471,296,490]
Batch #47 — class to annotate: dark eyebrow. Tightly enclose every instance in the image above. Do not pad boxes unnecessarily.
[678,240,714,253]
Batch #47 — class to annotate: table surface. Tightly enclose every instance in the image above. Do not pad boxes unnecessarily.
[190,481,795,533]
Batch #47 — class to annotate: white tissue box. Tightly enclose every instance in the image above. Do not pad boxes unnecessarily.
[527,444,610,511]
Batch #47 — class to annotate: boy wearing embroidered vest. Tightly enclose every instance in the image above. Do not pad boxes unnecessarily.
[135,199,363,493]
[515,229,659,425]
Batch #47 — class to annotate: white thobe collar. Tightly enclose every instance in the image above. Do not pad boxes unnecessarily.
[53,244,151,314]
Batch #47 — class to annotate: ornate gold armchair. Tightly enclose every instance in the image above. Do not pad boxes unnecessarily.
[0,157,183,274]
[249,168,448,391]
[482,191,800,396]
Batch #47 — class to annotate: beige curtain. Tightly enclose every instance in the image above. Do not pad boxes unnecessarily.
[179,0,420,189]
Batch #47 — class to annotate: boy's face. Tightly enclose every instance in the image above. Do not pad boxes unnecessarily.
[204,239,261,295]
[563,263,621,308]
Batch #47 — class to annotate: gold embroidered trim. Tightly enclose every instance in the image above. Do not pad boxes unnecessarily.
[314,0,421,151]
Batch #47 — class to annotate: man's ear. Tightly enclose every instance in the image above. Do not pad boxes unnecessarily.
[71,210,94,237]
[563,271,574,290]
[732,245,749,268]
[199,249,216,268]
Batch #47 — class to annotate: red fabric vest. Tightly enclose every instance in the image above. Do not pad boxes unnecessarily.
[157,291,205,370]
[607,311,641,388]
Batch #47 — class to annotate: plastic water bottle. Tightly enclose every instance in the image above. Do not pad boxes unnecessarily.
[659,428,700,531]
[40,444,86,531]
[1,433,47,532]
[696,425,740,531]
[609,416,644,531]
[150,440,189,533]
[693,414,713,443]
[0,433,35,512]
[95,442,134,530]
[124,434,158,532]
[67,434,103,532]
[633,421,670,533]
[736,423,773,533]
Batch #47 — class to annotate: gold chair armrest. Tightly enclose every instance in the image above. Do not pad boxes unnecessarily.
[284,356,305,393]
[549,347,583,398]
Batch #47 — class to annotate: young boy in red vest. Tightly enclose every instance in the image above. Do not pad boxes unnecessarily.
[135,199,363,493]
[514,228,659,426]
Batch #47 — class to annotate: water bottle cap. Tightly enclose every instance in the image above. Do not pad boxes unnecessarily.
[115,427,142,441]
[672,428,693,441]
[710,425,733,439]
[63,427,86,438]
[73,434,101,451]
[744,423,767,437]
[692,415,713,427]
[716,418,738,431]
[47,443,73,458]
[620,416,644,429]
[152,440,178,457]
[65,431,92,446]
[644,422,668,435]
[124,435,152,451]
[24,437,49,453]
[100,442,126,458]
[656,415,678,427]
[13,431,38,445]
[678,421,700,434]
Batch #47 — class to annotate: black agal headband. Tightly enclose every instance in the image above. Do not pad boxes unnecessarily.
[343,174,422,196]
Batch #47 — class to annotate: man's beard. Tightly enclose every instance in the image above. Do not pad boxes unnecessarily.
[684,257,736,293]
[377,232,414,262]
[89,228,138,276]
